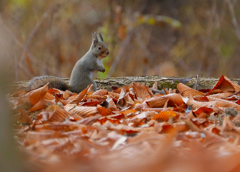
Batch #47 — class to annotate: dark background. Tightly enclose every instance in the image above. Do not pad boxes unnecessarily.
[1,0,240,81]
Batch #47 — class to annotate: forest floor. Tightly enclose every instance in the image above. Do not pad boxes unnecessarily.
[9,75,240,172]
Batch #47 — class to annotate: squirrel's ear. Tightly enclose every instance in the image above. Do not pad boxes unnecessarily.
[96,32,104,42]
[91,32,98,47]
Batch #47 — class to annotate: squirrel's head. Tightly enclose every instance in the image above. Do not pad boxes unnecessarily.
[90,32,109,58]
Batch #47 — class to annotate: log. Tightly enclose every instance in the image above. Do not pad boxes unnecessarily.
[11,76,240,92]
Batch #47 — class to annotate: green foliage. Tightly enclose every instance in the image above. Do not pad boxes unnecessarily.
[136,14,181,29]
[220,44,234,59]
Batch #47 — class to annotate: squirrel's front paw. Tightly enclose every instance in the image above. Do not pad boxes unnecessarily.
[99,66,105,73]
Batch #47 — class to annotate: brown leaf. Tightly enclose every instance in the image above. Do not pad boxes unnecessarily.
[177,83,205,97]
[29,83,49,105]
[187,95,216,110]
[86,95,107,101]
[166,93,185,106]
[113,85,129,94]
[63,90,73,100]
[68,85,90,104]
[152,81,158,90]
[44,92,55,100]
[207,92,233,99]
[92,89,108,96]
[19,109,33,124]
[146,95,169,108]
[207,96,240,110]
[81,101,103,106]
[64,104,98,117]
[207,75,240,95]
[154,122,174,133]
[152,110,177,122]
[146,93,184,108]
[29,98,55,112]
[98,116,121,125]
[193,107,213,117]
[37,107,73,123]
[121,109,138,116]
[97,106,112,116]
[221,116,240,135]
[130,82,153,100]
[77,114,101,125]
[108,92,120,100]
[106,97,118,110]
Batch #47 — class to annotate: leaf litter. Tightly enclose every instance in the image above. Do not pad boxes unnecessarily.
[9,75,240,172]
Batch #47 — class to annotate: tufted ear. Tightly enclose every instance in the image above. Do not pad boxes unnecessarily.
[91,32,98,48]
[96,32,104,42]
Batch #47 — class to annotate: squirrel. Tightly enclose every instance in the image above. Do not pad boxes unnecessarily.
[26,32,109,93]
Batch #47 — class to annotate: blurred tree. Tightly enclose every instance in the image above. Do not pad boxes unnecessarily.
[1,0,240,81]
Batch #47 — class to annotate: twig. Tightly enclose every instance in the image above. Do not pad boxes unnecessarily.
[0,12,65,78]
[195,75,199,90]
[226,0,240,41]
[108,30,133,77]
[19,12,48,67]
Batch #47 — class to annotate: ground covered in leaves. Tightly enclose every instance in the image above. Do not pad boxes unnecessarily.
[9,75,240,172]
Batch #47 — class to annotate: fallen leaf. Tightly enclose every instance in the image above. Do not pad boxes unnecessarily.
[65,104,98,117]
[152,110,177,122]
[29,83,49,105]
[207,75,240,95]
[177,83,205,97]
[18,108,33,124]
[68,85,90,104]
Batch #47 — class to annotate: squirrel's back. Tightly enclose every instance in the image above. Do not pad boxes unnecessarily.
[26,76,69,91]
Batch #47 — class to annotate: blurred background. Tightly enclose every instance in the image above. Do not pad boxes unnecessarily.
[1,0,240,82]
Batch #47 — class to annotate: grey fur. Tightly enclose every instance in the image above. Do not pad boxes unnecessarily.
[97,32,104,41]
[27,32,109,93]
[26,76,69,91]
[69,32,109,93]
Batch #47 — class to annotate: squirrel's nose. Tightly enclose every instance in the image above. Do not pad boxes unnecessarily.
[106,50,109,55]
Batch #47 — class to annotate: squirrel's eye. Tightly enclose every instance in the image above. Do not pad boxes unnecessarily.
[98,46,102,50]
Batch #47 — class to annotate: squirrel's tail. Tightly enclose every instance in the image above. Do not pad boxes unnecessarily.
[26,76,69,91]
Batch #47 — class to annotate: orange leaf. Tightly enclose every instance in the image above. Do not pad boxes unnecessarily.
[187,95,216,109]
[152,110,177,122]
[82,101,103,106]
[29,98,54,112]
[146,96,169,108]
[208,92,233,99]
[98,117,120,124]
[86,95,107,101]
[207,75,240,95]
[146,93,183,108]
[130,82,153,100]
[177,83,205,97]
[29,83,49,105]
[64,104,98,117]
[193,106,213,117]
[63,90,73,100]
[68,85,90,104]
[113,85,129,94]
[236,99,240,105]
[97,106,112,116]
[207,96,240,110]
[45,108,72,123]
[121,109,138,116]
[44,92,55,100]
[19,109,33,124]
[92,89,108,96]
